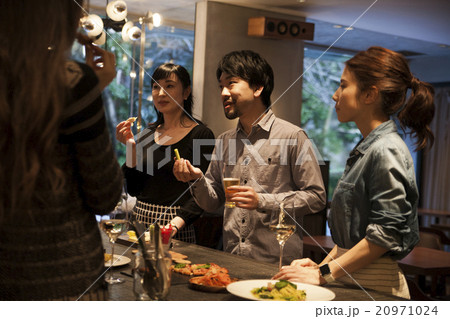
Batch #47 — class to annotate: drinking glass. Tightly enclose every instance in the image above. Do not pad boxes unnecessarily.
[99,198,129,284]
[223,165,240,208]
[269,202,296,269]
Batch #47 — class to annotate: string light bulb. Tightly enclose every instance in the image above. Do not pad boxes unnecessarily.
[106,0,127,21]
[79,1,162,44]
[93,31,106,45]
[121,21,134,42]
[80,14,103,37]
[128,26,142,41]
[152,13,162,27]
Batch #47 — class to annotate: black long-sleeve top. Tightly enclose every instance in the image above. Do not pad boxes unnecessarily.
[123,124,215,225]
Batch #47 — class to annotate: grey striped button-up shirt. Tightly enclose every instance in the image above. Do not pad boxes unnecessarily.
[191,110,326,264]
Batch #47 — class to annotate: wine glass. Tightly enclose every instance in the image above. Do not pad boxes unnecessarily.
[269,202,296,269]
[99,198,129,284]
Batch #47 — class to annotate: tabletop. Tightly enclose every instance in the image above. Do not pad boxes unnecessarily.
[303,236,450,275]
[303,235,450,297]
[399,246,450,276]
[418,208,450,218]
[104,235,405,301]
[418,208,450,230]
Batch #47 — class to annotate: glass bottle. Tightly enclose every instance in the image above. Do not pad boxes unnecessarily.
[141,223,171,300]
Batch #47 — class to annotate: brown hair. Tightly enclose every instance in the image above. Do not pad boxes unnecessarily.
[0,0,84,221]
[345,46,435,150]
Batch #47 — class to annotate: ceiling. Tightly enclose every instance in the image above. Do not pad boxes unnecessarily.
[89,0,450,58]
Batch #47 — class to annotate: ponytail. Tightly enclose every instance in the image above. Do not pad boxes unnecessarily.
[398,77,435,150]
[346,47,435,150]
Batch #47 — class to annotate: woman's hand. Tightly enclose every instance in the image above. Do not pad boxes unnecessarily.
[116,121,135,145]
[272,258,325,285]
[228,186,259,210]
[272,265,323,285]
[290,258,317,268]
[85,44,117,90]
[168,216,185,237]
[173,159,203,182]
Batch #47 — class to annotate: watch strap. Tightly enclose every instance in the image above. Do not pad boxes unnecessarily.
[319,263,335,283]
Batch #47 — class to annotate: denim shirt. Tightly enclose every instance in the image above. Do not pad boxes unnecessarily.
[328,120,419,260]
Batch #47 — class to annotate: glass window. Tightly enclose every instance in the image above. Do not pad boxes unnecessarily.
[301,46,359,199]
[302,46,420,200]
[72,25,194,164]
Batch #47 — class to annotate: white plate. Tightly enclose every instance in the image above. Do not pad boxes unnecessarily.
[104,255,131,267]
[226,279,335,301]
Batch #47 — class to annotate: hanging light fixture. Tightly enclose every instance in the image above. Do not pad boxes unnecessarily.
[127,26,142,41]
[93,31,106,45]
[106,0,127,21]
[121,20,134,42]
[152,13,162,28]
[80,14,104,37]
[140,11,162,31]
[80,1,162,44]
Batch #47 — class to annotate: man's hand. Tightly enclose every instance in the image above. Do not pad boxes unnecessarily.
[228,186,259,210]
[173,159,203,182]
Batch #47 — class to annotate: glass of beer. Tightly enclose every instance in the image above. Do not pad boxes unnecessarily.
[223,167,240,208]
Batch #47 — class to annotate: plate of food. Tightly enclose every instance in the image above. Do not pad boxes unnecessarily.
[189,275,238,293]
[170,263,223,276]
[170,263,237,292]
[226,279,335,301]
[104,253,131,267]
[189,269,238,292]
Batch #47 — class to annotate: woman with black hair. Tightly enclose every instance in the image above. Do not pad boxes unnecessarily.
[116,63,215,243]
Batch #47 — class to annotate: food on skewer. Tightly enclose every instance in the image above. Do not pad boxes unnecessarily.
[126,117,138,126]
[174,148,181,160]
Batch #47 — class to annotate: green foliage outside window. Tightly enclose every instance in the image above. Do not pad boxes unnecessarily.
[301,49,361,198]
[72,26,195,166]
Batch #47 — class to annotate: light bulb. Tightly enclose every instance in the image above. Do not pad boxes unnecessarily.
[93,31,106,45]
[80,14,103,37]
[152,13,162,27]
[130,70,137,79]
[121,21,134,42]
[106,0,127,22]
[128,26,142,41]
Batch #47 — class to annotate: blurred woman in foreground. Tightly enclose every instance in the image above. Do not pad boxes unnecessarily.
[0,0,123,300]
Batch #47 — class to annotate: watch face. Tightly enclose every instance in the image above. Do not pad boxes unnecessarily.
[320,264,331,276]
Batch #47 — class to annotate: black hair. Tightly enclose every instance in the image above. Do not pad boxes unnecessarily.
[149,63,194,130]
[216,50,274,109]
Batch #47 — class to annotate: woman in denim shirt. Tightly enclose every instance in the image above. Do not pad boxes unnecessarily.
[274,47,435,298]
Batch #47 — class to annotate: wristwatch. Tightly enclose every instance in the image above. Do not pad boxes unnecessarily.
[319,263,335,283]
